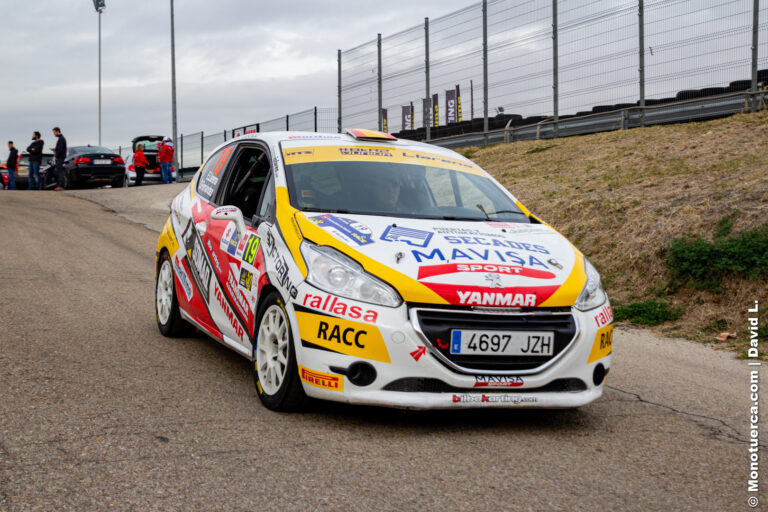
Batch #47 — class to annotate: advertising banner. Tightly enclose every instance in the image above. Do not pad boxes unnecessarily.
[446,89,457,124]
[456,84,462,122]
[382,108,388,133]
[432,93,439,128]
[402,105,411,132]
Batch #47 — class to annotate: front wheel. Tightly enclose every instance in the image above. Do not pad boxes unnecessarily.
[253,292,306,411]
[155,251,192,337]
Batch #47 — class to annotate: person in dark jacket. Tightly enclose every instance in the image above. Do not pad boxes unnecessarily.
[26,131,44,190]
[51,127,67,190]
[6,141,18,190]
[133,144,148,186]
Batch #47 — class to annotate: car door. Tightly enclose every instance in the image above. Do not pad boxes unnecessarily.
[202,142,272,349]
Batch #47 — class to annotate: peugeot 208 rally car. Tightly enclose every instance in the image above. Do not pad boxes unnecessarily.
[155,129,613,411]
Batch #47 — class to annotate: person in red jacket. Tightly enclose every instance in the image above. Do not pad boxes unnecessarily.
[133,144,148,186]
[158,136,174,184]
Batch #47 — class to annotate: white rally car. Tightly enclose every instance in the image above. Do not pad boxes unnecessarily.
[155,129,613,411]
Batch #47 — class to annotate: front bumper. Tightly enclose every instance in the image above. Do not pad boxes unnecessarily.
[288,284,612,409]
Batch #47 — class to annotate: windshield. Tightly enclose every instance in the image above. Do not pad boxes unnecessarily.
[134,139,163,152]
[285,160,528,221]
[71,146,114,155]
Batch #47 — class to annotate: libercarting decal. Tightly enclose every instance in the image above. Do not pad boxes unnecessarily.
[309,215,373,246]
[295,308,391,363]
[452,394,538,404]
[588,325,613,364]
[299,365,344,392]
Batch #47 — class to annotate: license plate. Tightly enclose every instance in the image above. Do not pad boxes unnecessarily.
[449,330,554,356]
[94,159,112,165]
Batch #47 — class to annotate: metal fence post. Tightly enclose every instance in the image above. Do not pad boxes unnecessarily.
[638,0,646,126]
[751,0,760,111]
[314,106,318,132]
[377,33,383,131]
[552,0,559,138]
[200,131,203,167]
[337,49,342,133]
[425,17,431,141]
[256,123,260,133]
[482,0,489,137]
[286,115,289,131]
[223,130,227,142]
[179,135,183,168]
[118,145,121,157]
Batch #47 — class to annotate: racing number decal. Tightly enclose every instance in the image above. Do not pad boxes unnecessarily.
[211,146,234,176]
[243,236,260,265]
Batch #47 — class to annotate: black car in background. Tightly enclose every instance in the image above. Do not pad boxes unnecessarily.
[41,145,125,189]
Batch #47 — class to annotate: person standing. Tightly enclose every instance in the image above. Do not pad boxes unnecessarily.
[51,127,67,190]
[133,143,148,186]
[6,141,18,190]
[26,131,44,190]
[158,136,174,184]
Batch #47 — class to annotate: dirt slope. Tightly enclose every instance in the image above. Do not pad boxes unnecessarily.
[461,111,768,354]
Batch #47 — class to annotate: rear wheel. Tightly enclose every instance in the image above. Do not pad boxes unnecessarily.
[112,175,126,188]
[252,292,306,411]
[155,251,192,337]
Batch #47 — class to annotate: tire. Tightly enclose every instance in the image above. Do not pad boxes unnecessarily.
[112,175,126,188]
[62,171,74,190]
[155,251,193,337]
[252,291,306,411]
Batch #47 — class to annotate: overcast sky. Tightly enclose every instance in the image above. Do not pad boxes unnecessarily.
[0,0,470,159]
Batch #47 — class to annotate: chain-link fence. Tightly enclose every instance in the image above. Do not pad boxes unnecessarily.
[339,0,768,140]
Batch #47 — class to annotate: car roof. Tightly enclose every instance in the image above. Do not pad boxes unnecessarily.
[132,135,165,142]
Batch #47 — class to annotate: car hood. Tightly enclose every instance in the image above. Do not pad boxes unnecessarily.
[294,212,587,308]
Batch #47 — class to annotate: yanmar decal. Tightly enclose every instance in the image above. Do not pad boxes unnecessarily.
[423,283,559,307]
[452,394,538,404]
[417,263,556,280]
[411,248,550,268]
[309,215,373,246]
[473,376,524,388]
[226,271,251,320]
[300,293,379,323]
[380,225,433,247]
[213,280,245,342]
[295,310,390,363]
[299,365,344,392]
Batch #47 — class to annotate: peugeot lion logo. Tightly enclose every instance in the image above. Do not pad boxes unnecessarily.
[484,273,503,288]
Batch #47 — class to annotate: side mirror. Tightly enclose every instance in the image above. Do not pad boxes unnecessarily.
[211,206,246,238]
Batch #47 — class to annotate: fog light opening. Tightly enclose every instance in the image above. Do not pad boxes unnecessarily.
[329,362,377,387]
[593,363,607,386]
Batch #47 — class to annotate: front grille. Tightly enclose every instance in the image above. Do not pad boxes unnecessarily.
[413,308,577,374]
[383,377,587,393]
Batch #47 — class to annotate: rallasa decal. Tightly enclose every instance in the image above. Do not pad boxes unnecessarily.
[300,293,378,323]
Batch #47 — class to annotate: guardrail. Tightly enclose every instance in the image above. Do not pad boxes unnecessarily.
[426,90,768,149]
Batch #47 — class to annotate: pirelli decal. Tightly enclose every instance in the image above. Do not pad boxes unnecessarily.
[299,365,344,392]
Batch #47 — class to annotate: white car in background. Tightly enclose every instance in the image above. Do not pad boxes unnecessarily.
[123,135,176,186]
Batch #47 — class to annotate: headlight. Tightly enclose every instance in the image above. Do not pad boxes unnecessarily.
[300,241,402,307]
[574,258,607,311]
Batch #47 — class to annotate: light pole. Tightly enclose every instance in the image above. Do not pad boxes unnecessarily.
[170,0,179,175]
[92,0,105,145]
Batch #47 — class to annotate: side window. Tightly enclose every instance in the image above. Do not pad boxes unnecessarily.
[219,145,271,221]
[197,144,235,202]
[257,174,275,220]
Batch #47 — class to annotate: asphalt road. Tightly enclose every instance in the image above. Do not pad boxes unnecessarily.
[0,186,764,511]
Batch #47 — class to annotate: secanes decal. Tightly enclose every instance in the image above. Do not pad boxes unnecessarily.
[380,225,433,248]
[417,263,556,280]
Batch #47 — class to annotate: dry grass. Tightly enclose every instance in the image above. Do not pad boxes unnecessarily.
[459,111,768,356]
